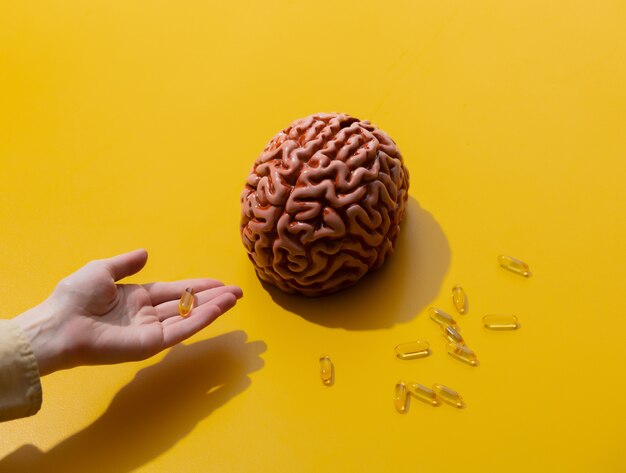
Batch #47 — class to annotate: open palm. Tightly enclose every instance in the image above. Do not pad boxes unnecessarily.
[16,250,243,375]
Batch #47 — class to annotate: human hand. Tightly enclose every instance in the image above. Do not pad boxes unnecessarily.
[13,249,243,376]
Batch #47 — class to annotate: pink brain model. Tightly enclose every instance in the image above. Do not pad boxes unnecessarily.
[240,113,410,296]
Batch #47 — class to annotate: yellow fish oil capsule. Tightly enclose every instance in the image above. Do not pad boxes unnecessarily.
[447,343,479,367]
[482,315,520,330]
[319,355,333,386]
[407,383,441,407]
[395,340,430,360]
[178,287,194,317]
[442,325,464,345]
[498,255,530,277]
[433,384,465,409]
[428,307,458,330]
[395,381,409,413]
[452,285,467,314]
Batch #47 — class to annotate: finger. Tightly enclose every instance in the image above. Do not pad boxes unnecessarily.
[101,249,149,282]
[155,285,242,321]
[144,278,225,305]
[162,292,238,347]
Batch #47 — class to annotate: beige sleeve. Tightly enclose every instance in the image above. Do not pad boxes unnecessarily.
[0,319,42,422]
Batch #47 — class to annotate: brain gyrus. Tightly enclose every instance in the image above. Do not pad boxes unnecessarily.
[240,113,410,297]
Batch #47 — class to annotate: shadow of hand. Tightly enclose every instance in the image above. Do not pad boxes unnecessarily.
[0,331,266,473]
[267,197,450,329]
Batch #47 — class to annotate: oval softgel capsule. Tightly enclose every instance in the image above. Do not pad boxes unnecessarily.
[498,255,530,277]
[428,307,458,330]
[319,355,334,386]
[395,381,409,413]
[395,340,430,360]
[407,383,441,407]
[447,343,479,367]
[433,384,465,409]
[452,285,468,314]
[483,315,520,330]
[442,325,464,345]
[178,287,194,317]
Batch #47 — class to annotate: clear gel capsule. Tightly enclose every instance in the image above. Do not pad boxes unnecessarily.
[319,355,333,386]
[395,340,430,360]
[447,343,479,367]
[498,255,530,277]
[178,287,194,317]
[442,325,464,345]
[483,315,520,330]
[395,381,409,413]
[433,384,465,409]
[428,307,458,330]
[452,285,467,314]
[407,383,441,407]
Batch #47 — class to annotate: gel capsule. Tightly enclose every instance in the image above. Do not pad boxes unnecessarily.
[319,355,333,386]
[442,325,464,345]
[498,255,530,277]
[395,381,409,413]
[483,315,520,330]
[407,383,441,407]
[433,384,465,409]
[447,343,479,367]
[452,285,467,314]
[395,340,430,360]
[428,307,459,330]
[178,287,194,317]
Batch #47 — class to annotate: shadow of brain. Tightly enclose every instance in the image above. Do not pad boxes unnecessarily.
[266,197,450,330]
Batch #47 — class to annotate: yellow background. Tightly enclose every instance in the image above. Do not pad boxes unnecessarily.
[1,1,625,471]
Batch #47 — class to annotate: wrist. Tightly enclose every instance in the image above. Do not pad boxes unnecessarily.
[13,301,69,376]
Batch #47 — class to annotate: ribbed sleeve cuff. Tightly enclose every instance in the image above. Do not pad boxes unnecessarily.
[0,319,43,422]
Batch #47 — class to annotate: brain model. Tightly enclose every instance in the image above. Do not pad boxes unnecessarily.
[240,113,409,296]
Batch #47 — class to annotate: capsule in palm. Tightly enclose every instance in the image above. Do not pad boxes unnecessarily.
[178,287,195,317]
[498,255,530,277]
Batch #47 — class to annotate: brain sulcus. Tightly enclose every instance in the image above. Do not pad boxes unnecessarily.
[241,113,410,297]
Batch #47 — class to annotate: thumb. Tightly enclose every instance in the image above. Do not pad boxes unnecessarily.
[102,249,149,281]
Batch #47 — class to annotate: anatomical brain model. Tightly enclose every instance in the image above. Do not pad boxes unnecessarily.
[240,113,409,296]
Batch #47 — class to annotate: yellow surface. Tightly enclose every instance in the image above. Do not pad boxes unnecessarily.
[1,1,625,471]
